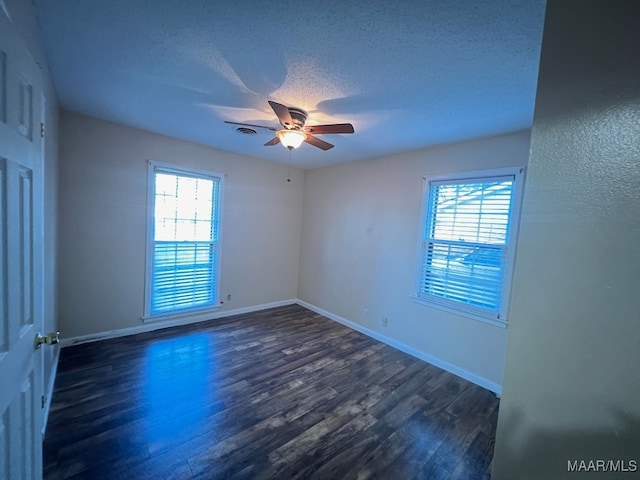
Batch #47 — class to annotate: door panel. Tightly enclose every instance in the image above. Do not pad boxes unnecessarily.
[19,166,34,329]
[0,10,45,480]
[5,370,37,480]
[0,159,6,355]
[17,77,33,140]
[0,50,6,123]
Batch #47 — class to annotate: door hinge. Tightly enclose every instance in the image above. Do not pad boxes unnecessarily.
[40,122,45,138]
[41,395,46,409]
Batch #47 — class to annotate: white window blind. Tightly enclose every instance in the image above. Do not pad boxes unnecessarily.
[416,169,523,323]
[148,166,222,316]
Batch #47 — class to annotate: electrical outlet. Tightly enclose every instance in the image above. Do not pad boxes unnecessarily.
[362,308,368,319]
[226,294,232,301]
[381,317,388,327]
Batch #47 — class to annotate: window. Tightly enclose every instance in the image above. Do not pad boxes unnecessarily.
[413,167,524,325]
[145,162,223,318]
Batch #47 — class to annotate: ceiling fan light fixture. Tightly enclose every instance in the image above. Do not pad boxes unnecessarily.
[276,129,306,149]
[226,101,353,152]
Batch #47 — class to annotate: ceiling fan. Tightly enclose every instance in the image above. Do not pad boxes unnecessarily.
[225,101,354,151]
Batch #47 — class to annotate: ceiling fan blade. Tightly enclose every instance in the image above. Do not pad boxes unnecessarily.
[268,101,294,128]
[224,120,277,131]
[305,134,334,151]
[303,123,355,134]
[264,136,281,146]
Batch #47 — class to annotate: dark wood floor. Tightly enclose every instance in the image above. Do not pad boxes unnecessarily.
[44,305,499,480]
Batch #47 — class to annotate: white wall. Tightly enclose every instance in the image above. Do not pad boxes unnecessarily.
[58,111,304,338]
[492,1,640,478]
[298,131,531,390]
[3,0,59,416]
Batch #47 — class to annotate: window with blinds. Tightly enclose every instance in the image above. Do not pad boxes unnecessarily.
[145,163,222,317]
[415,168,524,325]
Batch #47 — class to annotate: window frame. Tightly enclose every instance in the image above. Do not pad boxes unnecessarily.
[143,160,224,321]
[412,166,525,327]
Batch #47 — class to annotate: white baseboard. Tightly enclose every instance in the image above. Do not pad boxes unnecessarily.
[295,299,502,395]
[41,346,60,436]
[60,299,297,347]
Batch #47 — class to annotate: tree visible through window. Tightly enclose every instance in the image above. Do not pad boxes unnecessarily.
[415,168,523,324]
[146,163,222,316]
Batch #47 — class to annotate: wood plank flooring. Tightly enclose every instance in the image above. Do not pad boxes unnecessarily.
[43,304,499,480]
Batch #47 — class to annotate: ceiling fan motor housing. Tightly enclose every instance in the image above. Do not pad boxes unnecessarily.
[287,107,307,130]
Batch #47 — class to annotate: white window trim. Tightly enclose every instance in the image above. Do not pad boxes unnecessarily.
[411,166,525,327]
[143,160,224,322]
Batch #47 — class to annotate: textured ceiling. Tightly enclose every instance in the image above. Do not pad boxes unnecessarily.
[33,0,546,169]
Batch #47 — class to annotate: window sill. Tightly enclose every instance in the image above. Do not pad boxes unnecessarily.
[410,295,507,328]
[142,305,221,324]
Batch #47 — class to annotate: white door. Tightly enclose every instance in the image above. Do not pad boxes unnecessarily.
[0,11,46,480]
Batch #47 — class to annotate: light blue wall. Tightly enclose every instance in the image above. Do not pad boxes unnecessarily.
[493,1,640,478]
